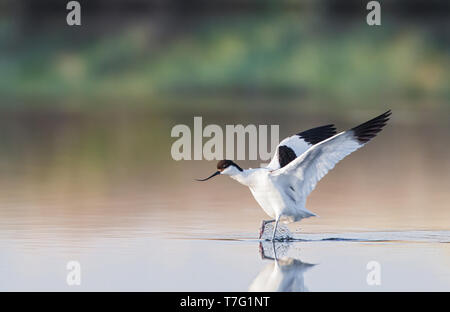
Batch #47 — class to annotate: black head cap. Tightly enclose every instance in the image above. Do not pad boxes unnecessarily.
[196,159,243,181]
[217,160,243,172]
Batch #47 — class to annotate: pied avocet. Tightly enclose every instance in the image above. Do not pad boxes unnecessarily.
[197,110,391,240]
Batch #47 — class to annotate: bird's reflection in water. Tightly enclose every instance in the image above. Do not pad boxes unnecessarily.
[249,242,317,292]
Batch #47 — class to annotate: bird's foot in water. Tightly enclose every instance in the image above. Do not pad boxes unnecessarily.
[259,222,292,241]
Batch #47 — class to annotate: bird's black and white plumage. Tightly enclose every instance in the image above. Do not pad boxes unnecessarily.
[271,110,391,204]
[266,124,337,170]
[249,242,316,291]
[197,110,391,240]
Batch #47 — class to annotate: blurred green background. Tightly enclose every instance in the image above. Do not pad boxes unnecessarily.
[0,0,448,112]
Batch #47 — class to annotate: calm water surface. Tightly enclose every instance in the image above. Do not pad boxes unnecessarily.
[0,111,449,291]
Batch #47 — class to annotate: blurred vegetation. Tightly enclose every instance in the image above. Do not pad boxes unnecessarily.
[0,0,448,111]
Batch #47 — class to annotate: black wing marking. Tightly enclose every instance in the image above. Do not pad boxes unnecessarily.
[278,145,297,168]
[351,110,391,143]
[297,124,337,145]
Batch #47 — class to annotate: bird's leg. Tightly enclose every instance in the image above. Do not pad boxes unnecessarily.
[258,242,275,260]
[272,240,278,264]
[271,217,280,241]
[259,219,275,239]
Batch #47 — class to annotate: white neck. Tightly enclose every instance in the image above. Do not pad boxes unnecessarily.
[227,168,259,187]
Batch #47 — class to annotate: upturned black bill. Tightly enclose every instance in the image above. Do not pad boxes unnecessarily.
[195,171,221,181]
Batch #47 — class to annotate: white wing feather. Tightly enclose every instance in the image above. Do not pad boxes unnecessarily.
[266,136,311,170]
[272,132,361,198]
[266,125,336,170]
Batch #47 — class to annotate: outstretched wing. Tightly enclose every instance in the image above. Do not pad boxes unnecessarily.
[271,110,391,198]
[266,124,337,170]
